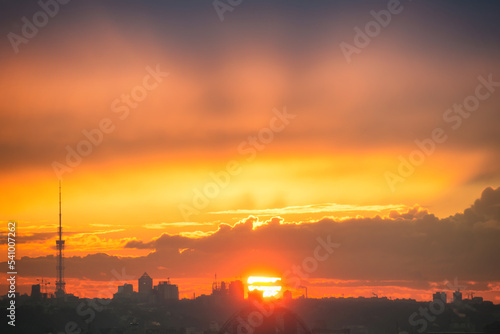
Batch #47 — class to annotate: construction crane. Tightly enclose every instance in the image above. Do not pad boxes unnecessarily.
[37,278,51,295]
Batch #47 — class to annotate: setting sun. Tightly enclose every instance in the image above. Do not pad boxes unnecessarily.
[247,276,282,298]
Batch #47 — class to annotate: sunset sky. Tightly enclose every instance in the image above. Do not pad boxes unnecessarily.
[1,1,500,302]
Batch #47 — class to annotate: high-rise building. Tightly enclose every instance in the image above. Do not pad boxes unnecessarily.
[31,284,41,300]
[453,289,462,302]
[114,283,135,300]
[433,291,446,303]
[156,279,179,300]
[139,272,153,295]
[228,280,244,300]
[118,283,134,294]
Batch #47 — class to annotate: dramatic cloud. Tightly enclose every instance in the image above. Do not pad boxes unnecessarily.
[7,187,500,296]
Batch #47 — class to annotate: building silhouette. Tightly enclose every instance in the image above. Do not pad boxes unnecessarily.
[433,291,446,303]
[228,280,244,300]
[212,278,227,296]
[31,284,41,300]
[211,277,244,300]
[156,279,179,301]
[139,272,153,295]
[118,283,134,294]
[113,283,135,300]
[472,296,484,304]
[453,289,463,302]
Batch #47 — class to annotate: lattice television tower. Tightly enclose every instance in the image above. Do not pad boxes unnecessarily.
[55,181,66,298]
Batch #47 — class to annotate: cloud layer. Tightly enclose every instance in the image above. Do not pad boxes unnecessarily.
[7,187,500,297]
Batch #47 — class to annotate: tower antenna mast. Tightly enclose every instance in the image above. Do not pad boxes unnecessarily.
[55,181,66,297]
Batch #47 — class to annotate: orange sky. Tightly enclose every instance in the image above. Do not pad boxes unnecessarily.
[1,1,500,302]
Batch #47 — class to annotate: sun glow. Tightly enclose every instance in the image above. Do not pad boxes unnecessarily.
[247,276,282,297]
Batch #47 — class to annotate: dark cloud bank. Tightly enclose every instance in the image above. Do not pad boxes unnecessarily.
[11,187,500,291]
